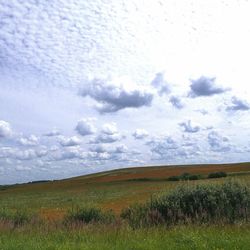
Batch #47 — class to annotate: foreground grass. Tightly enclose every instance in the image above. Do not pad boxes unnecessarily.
[0,224,250,250]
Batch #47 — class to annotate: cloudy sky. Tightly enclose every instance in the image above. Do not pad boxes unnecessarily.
[1,0,250,184]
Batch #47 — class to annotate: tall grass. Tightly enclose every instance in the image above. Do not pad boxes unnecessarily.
[121,181,250,228]
[0,208,32,227]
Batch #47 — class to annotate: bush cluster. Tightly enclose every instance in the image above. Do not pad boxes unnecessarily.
[121,181,250,228]
[167,173,201,181]
[167,171,228,182]
[64,207,115,225]
[208,172,227,179]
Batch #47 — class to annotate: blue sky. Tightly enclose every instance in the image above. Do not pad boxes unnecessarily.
[1,0,250,184]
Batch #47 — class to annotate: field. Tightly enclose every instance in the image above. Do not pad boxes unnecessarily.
[0,162,250,249]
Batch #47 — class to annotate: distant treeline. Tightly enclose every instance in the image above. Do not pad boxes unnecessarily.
[167,171,227,181]
[126,171,228,182]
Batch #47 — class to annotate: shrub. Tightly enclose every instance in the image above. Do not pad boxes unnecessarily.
[208,172,227,179]
[121,204,151,229]
[121,181,250,228]
[65,207,115,225]
[167,173,201,181]
[167,176,180,181]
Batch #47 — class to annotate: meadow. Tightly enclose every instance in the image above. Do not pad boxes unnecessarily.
[0,162,250,249]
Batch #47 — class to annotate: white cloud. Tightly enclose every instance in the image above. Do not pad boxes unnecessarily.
[75,118,96,136]
[58,136,81,147]
[114,144,128,154]
[18,135,39,146]
[90,122,123,144]
[189,76,229,97]
[147,135,201,162]
[88,143,129,162]
[179,120,201,133]
[90,133,123,144]
[133,129,149,140]
[0,120,12,138]
[0,147,47,161]
[169,96,184,109]
[44,128,61,137]
[226,96,250,112]
[80,77,154,113]
[207,131,231,152]
[151,72,170,96]
[101,122,118,135]
[15,165,32,171]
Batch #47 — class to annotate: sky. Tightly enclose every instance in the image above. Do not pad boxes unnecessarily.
[1,0,250,184]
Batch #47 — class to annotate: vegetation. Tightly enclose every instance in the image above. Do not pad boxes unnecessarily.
[64,207,115,225]
[1,224,250,250]
[167,171,228,182]
[0,208,32,226]
[0,163,249,249]
[167,173,201,181]
[121,181,250,228]
[208,171,227,179]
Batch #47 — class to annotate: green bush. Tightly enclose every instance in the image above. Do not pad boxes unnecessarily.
[208,172,227,179]
[65,207,115,225]
[167,176,180,181]
[121,181,250,228]
[167,173,201,181]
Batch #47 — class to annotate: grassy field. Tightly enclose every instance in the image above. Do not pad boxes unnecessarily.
[0,162,250,249]
[1,224,250,250]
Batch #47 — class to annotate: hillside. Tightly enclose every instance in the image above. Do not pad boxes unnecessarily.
[1,162,250,220]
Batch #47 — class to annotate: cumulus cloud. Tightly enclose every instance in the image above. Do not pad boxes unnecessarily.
[226,96,250,112]
[18,135,39,146]
[90,132,123,144]
[80,77,153,113]
[189,76,229,97]
[113,144,128,154]
[208,131,231,152]
[89,143,128,162]
[89,144,109,154]
[49,147,83,161]
[147,135,201,161]
[147,136,178,154]
[179,120,200,133]
[96,143,128,154]
[44,129,61,137]
[90,122,124,144]
[151,72,170,95]
[101,123,118,135]
[0,147,47,161]
[133,129,149,140]
[169,96,184,109]
[0,120,12,138]
[75,118,96,136]
[58,136,81,147]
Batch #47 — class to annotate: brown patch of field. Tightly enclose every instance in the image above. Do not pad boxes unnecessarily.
[39,208,66,221]
[100,183,170,214]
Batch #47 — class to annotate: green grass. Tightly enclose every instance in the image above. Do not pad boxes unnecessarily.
[0,224,250,250]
